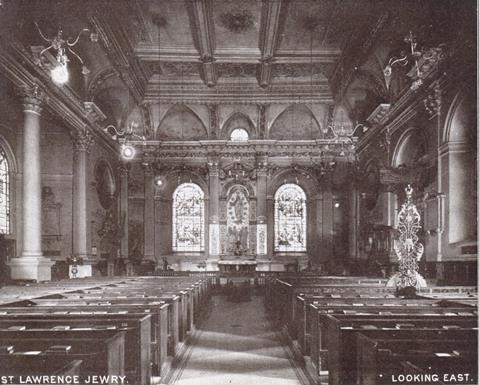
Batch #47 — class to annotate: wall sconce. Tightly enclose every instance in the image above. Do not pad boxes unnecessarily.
[35,22,97,85]
[103,121,145,160]
[154,175,164,188]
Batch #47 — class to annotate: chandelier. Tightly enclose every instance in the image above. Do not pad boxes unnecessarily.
[34,22,98,84]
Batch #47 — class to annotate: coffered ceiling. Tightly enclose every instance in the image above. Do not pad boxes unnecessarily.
[0,0,475,147]
[87,0,382,104]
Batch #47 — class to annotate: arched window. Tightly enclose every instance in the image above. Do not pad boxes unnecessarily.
[0,147,9,234]
[230,128,249,142]
[172,183,204,252]
[274,184,306,252]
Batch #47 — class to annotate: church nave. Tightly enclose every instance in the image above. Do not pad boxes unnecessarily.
[168,295,307,385]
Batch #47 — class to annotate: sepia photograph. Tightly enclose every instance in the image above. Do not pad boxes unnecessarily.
[0,0,477,384]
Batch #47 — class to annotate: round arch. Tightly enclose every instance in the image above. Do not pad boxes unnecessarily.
[221,112,256,140]
[273,183,307,252]
[391,128,428,167]
[0,132,18,174]
[267,167,320,198]
[172,182,205,252]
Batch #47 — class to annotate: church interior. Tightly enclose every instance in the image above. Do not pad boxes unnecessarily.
[0,0,477,384]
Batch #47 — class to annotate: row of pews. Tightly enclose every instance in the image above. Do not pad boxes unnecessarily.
[0,276,212,385]
[266,275,477,385]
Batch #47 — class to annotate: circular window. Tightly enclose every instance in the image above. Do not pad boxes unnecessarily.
[230,128,249,142]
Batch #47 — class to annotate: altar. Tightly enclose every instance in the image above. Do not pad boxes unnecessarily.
[218,259,257,275]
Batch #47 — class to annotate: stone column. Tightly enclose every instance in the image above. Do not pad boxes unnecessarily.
[347,184,359,259]
[119,164,129,259]
[8,87,53,281]
[256,154,268,256]
[207,158,220,257]
[71,129,94,277]
[143,163,155,260]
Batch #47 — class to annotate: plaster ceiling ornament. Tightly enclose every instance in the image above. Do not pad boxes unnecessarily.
[301,16,321,32]
[219,9,255,33]
[272,63,328,78]
[161,62,199,77]
[151,14,168,28]
[217,63,257,78]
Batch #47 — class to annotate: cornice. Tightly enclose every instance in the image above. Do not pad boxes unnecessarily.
[144,79,333,104]
[357,73,449,155]
[134,139,356,162]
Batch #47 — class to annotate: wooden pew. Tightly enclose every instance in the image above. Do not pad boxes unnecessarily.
[0,330,125,385]
[319,314,477,385]
[0,314,151,385]
[0,302,170,377]
[356,331,477,385]
[297,296,476,356]
[310,309,476,376]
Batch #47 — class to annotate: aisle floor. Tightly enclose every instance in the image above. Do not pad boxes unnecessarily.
[169,295,306,385]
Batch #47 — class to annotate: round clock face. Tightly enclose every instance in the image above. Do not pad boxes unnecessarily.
[95,161,116,209]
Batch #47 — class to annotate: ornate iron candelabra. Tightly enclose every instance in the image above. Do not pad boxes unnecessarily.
[387,185,427,291]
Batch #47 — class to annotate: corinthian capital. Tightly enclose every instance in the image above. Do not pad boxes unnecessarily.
[21,85,45,115]
[71,129,94,152]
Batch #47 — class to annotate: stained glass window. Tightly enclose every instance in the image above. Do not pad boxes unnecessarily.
[274,184,306,252]
[172,183,204,252]
[0,147,9,234]
[230,128,249,142]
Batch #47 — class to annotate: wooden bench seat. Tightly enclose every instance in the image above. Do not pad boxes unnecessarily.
[297,296,476,356]
[0,315,151,385]
[0,331,125,384]
[319,314,477,385]
[356,332,477,385]
[0,302,170,377]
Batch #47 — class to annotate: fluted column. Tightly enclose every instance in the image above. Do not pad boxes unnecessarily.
[71,130,94,260]
[143,163,155,259]
[256,155,268,255]
[207,158,220,257]
[119,164,129,259]
[9,87,53,281]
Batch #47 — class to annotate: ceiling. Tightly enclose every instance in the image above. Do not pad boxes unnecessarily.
[0,0,476,145]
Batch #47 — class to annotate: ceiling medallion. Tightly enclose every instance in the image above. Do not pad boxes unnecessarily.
[301,16,321,32]
[219,9,254,33]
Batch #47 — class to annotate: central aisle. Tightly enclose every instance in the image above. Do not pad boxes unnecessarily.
[168,295,307,385]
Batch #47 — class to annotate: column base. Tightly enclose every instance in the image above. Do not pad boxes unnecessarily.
[8,256,55,282]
